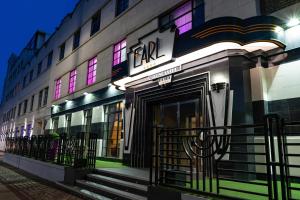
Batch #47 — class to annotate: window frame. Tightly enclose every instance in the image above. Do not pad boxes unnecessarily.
[47,51,53,67]
[43,87,49,106]
[73,29,81,50]
[68,69,77,94]
[86,57,97,86]
[115,0,129,17]
[59,43,65,61]
[38,90,43,108]
[90,11,101,36]
[37,62,42,75]
[23,99,28,114]
[112,39,127,67]
[29,69,34,82]
[54,78,62,100]
[30,95,34,112]
[159,0,204,35]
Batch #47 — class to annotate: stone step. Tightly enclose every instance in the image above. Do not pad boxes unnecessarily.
[56,182,112,200]
[93,168,149,186]
[76,179,147,200]
[87,173,148,196]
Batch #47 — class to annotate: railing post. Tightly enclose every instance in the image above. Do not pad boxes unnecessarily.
[155,126,161,185]
[264,114,287,200]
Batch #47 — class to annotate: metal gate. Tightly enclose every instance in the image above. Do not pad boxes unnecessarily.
[150,114,300,200]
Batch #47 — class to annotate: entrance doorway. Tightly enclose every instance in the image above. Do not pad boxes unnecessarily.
[152,98,204,129]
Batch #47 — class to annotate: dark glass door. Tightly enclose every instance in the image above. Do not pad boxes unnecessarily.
[153,98,202,129]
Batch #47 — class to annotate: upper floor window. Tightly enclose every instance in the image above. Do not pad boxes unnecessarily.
[69,69,77,94]
[113,39,126,66]
[160,0,204,35]
[59,43,65,61]
[73,29,81,50]
[30,95,34,112]
[43,87,49,106]
[18,103,22,116]
[37,62,42,75]
[87,57,97,85]
[38,90,43,108]
[91,11,101,36]
[116,0,129,17]
[29,69,34,82]
[23,99,28,114]
[22,75,27,88]
[54,79,62,100]
[47,51,53,67]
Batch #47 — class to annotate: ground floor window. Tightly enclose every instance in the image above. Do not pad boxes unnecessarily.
[102,102,124,158]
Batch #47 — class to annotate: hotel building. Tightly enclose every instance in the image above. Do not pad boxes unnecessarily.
[1,0,300,169]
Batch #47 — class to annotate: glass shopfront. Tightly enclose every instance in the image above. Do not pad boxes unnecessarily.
[101,102,124,158]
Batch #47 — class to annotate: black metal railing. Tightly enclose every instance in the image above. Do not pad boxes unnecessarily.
[150,114,300,200]
[5,132,98,169]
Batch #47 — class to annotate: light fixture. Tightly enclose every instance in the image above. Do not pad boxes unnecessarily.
[287,18,300,27]
[83,92,89,96]
[274,26,284,33]
[65,99,69,102]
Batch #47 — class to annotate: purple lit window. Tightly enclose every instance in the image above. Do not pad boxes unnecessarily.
[113,39,126,66]
[87,57,97,85]
[54,79,62,100]
[173,1,192,34]
[69,69,77,94]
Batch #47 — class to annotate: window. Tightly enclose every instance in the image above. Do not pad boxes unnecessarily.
[18,103,22,116]
[73,29,81,50]
[23,99,28,114]
[43,87,48,106]
[38,90,43,108]
[59,43,65,61]
[37,62,42,75]
[22,75,27,88]
[30,95,34,112]
[102,102,124,158]
[54,79,62,100]
[160,0,204,35]
[47,51,53,67]
[116,0,129,16]
[113,39,126,66]
[69,69,77,94]
[90,11,101,36]
[87,57,97,85]
[29,69,34,82]
[12,106,16,118]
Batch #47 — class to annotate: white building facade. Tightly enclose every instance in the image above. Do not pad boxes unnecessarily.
[1,0,300,167]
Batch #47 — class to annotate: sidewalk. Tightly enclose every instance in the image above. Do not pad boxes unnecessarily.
[0,157,83,200]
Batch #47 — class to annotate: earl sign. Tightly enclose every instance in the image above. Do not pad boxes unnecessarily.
[128,28,176,76]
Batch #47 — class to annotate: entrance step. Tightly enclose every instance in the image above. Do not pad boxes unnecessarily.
[76,179,147,200]
[58,168,149,200]
[86,173,148,196]
[93,168,150,185]
[56,182,112,200]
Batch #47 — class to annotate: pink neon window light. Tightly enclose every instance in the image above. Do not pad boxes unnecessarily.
[113,39,126,66]
[173,1,192,35]
[69,69,77,93]
[87,57,97,85]
[54,79,61,100]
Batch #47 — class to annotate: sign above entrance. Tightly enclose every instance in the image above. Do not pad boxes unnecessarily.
[128,28,176,76]
[149,66,182,80]
[148,65,182,86]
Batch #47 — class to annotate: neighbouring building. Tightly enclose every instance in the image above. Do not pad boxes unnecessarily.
[1,0,300,168]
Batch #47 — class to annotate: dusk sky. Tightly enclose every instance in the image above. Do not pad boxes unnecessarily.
[0,0,79,100]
